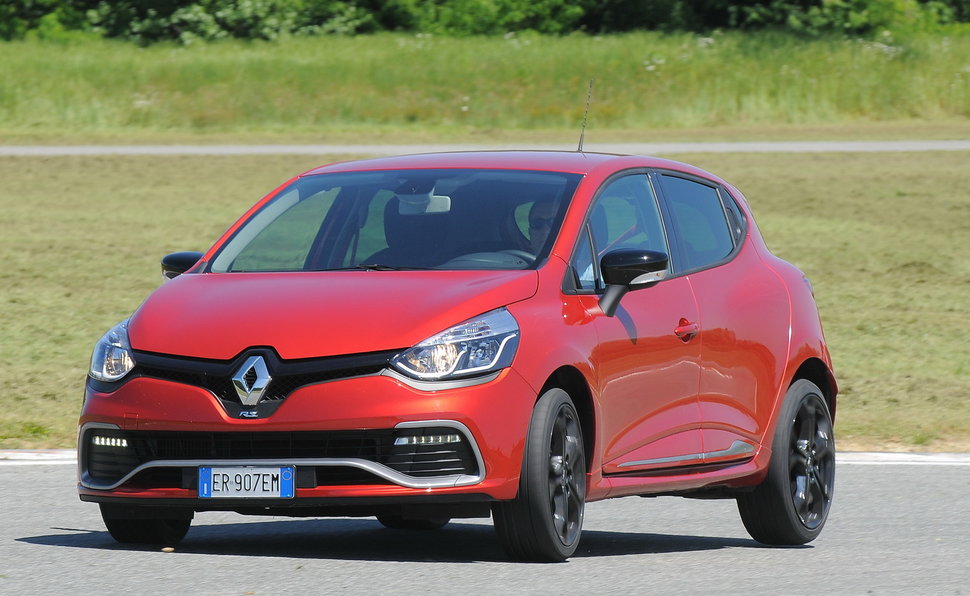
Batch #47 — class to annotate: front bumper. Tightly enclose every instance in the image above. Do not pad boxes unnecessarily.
[78,366,536,506]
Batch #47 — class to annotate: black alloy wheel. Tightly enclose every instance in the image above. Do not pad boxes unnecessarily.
[738,379,835,545]
[493,388,586,562]
[548,399,585,547]
[789,391,836,530]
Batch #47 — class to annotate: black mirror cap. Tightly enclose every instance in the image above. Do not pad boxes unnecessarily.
[600,249,669,287]
[161,251,204,280]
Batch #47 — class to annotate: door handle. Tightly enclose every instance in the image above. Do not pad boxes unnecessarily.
[674,318,699,342]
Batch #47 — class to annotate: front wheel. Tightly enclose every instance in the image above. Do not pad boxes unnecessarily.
[493,388,586,562]
[738,379,835,545]
[100,504,192,545]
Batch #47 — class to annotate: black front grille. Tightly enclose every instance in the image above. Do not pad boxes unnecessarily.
[127,348,398,414]
[84,427,479,488]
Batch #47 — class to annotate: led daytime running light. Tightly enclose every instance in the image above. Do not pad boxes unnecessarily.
[394,434,462,446]
[92,436,128,448]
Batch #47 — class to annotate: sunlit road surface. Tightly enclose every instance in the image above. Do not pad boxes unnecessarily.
[1,452,967,595]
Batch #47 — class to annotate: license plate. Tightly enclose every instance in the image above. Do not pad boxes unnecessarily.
[199,466,295,498]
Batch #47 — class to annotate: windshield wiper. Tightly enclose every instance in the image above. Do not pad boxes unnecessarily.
[318,264,435,272]
[356,263,406,271]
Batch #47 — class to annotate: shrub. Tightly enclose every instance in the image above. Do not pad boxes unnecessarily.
[1,0,967,42]
[731,0,958,36]
[1,0,77,40]
[85,0,305,43]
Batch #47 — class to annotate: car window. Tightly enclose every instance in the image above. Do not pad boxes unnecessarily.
[341,190,394,267]
[659,175,734,271]
[230,188,339,271]
[210,169,581,273]
[571,174,667,291]
[718,187,746,244]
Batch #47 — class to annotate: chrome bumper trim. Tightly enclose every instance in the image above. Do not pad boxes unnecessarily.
[617,439,755,469]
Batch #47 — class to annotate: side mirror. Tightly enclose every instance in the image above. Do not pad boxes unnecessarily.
[161,251,204,280]
[598,249,668,317]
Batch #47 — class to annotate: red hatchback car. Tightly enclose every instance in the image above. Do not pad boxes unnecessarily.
[79,151,836,561]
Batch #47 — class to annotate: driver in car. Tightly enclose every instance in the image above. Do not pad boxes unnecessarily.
[526,201,557,254]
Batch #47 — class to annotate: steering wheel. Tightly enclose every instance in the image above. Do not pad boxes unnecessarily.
[499,249,537,265]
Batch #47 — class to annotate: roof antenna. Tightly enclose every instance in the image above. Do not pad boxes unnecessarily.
[577,79,594,152]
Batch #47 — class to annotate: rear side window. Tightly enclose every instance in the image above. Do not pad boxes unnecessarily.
[659,175,735,272]
[719,187,746,245]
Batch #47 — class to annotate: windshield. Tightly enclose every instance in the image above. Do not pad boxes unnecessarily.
[210,169,581,273]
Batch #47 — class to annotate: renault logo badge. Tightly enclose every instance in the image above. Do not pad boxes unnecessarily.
[232,355,272,406]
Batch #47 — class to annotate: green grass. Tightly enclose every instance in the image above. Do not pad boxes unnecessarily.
[0,31,968,140]
[0,154,331,448]
[0,151,967,450]
[0,30,967,450]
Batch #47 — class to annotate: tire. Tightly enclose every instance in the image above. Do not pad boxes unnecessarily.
[100,504,192,545]
[493,388,586,562]
[376,515,450,530]
[738,379,835,545]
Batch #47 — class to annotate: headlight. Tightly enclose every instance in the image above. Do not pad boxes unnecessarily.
[391,308,519,381]
[89,320,136,382]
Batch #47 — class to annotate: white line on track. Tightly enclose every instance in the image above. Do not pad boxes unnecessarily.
[837,452,970,466]
[2,450,969,466]
[0,450,76,466]
[1,140,969,157]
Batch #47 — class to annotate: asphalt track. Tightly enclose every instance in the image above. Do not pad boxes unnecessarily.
[1,452,968,595]
[2,140,970,156]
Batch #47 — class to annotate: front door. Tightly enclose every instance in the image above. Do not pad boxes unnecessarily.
[568,173,704,474]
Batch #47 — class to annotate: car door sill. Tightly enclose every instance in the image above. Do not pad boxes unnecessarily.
[607,440,756,477]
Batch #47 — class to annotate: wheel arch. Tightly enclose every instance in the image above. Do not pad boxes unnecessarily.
[790,357,838,421]
[538,366,595,474]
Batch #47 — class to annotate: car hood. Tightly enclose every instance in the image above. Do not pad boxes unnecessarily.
[128,270,538,360]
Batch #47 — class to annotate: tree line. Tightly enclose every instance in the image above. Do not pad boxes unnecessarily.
[4,0,968,43]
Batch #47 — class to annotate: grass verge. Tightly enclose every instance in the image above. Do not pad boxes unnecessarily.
[0,150,967,450]
[1,31,968,139]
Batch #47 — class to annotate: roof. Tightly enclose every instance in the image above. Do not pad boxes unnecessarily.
[299,150,722,182]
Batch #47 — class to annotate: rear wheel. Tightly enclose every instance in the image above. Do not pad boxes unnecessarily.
[100,504,192,545]
[376,515,449,530]
[493,388,586,562]
[738,379,835,545]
